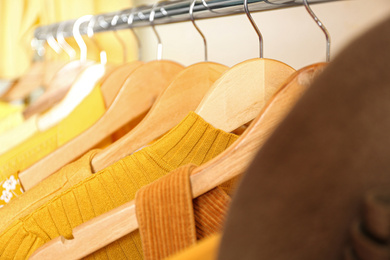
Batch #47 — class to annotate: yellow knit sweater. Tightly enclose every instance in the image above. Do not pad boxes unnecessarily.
[0,112,238,259]
[0,86,106,206]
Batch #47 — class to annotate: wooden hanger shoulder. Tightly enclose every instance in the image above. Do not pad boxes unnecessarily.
[28,63,327,260]
[192,62,327,194]
[1,60,46,102]
[42,60,68,89]
[22,60,100,119]
[36,62,105,131]
[91,61,229,172]
[100,61,144,108]
[195,58,296,132]
[19,60,183,191]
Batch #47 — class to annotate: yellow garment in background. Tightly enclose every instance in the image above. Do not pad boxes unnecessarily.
[0,85,106,206]
[0,112,238,259]
[0,0,136,79]
[0,115,38,156]
[168,234,221,260]
[0,102,24,134]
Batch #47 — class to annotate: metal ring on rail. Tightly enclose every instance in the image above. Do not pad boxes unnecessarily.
[149,2,163,60]
[128,7,143,60]
[190,0,208,61]
[303,0,331,62]
[57,21,76,59]
[87,15,107,65]
[47,25,63,55]
[243,0,263,58]
[73,15,93,62]
[111,11,128,63]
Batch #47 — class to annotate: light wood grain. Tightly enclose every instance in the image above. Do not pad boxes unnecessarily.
[196,58,296,132]
[41,60,68,89]
[29,63,327,260]
[1,61,45,102]
[19,60,183,191]
[37,63,106,131]
[91,62,229,173]
[23,63,117,119]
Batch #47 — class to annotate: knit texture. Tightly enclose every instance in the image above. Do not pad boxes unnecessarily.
[0,86,106,206]
[0,149,100,233]
[0,112,238,259]
[136,164,231,260]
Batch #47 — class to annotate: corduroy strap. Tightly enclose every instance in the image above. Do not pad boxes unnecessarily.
[136,164,231,260]
[345,188,390,260]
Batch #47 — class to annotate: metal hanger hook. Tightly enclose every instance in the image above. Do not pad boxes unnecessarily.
[47,25,62,55]
[149,2,163,60]
[243,0,263,58]
[128,7,142,60]
[87,15,107,65]
[57,21,76,60]
[111,11,128,63]
[303,0,331,62]
[31,36,45,58]
[73,15,92,62]
[190,0,208,62]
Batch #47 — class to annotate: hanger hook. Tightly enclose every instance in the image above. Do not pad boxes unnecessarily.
[47,25,62,55]
[88,15,107,65]
[56,21,76,60]
[190,0,208,62]
[73,15,92,62]
[149,3,163,60]
[128,7,142,61]
[201,0,226,14]
[303,0,331,62]
[31,36,45,58]
[243,0,263,58]
[111,11,128,63]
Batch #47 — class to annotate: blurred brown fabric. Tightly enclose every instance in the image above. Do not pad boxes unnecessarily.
[219,16,390,260]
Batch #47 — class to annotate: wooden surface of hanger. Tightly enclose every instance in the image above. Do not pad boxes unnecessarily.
[0,60,95,157]
[41,60,68,89]
[90,0,229,172]
[0,60,45,102]
[23,60,94,119]
[91,61,229,173]
[196,57,295,132]
[29,63,327,260]
[19,59,184,191]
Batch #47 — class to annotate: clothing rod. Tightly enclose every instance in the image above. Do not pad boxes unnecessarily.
[34,0,341,40]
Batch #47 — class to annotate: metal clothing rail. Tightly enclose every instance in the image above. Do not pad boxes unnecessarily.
[34,0,341,40]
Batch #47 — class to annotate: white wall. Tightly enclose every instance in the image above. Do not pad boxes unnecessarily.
[135,0,390,69]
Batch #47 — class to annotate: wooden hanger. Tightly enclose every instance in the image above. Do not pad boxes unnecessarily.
[23,63,117,120]
[0,60,95,157]
[1,31,68,103]
[196,57,295,132]
[19,60,184,190]
[23,16,120,120]
[41,60,68,89]
[90,1,229,172]
[195,0,298,133]
[22,60,94,119]
[0,60,46,102]
[91,62,228,172]
[29,63,327,260]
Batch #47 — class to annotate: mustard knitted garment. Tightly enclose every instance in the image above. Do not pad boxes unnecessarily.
[0,112,238,259]
[0,86,106,206]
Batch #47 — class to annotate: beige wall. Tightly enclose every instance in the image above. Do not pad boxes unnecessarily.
[135,0,390,69]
